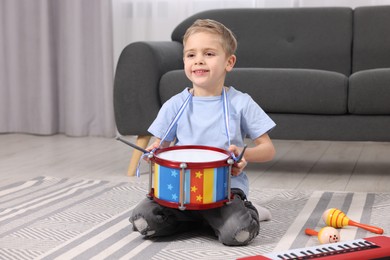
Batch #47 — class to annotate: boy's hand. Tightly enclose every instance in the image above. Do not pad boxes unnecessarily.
[228,145,247,176]
[142,139,161,162]
[144,138,172,161]
[146,140,160,152]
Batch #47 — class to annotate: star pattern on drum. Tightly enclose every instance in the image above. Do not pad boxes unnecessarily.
[171,170,178,177]
[155,166,181,203]
[191,170,204,204]
[155,164,229,206]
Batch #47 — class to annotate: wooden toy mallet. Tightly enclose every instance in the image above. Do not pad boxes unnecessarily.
[322,208,384,234]
[305,227,340,244]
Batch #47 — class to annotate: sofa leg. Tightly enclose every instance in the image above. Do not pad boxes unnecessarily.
[127,135,151,176]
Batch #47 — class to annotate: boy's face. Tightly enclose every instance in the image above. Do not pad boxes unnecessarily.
[183,32,236,95]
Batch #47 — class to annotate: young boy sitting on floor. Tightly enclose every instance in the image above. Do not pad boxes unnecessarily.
[130,19,276,246]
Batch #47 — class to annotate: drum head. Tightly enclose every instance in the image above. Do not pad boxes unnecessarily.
[153,145,230,169]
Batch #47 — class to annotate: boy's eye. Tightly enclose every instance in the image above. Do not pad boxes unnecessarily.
[205,52,215,56]
[186,53,195,58]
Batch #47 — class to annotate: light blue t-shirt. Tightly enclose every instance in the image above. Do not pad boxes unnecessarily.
[148,87,276,196]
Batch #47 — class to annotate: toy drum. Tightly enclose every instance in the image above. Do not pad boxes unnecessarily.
[148,145,233,210]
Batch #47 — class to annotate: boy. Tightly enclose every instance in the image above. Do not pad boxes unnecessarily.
[130,19,276,246]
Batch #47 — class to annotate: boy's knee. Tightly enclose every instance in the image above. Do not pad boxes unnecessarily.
[216,197,260,246]
[218,213,260,246]
[219,228,259,246]
[129,198,163,236]
[130,215,156,236]
[129,198,190,237]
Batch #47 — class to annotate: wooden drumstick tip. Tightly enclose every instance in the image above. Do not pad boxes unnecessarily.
[115,135,149,153]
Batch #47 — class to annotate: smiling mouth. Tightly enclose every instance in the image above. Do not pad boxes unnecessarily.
[193,69,209,75]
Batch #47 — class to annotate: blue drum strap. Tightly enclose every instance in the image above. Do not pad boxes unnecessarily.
[157,87,237,161]
[158,91,193,147]
[136,87,237,177]
[136,91,192,177]
[222,87,237,161]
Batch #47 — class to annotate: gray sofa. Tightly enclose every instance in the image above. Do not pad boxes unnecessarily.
[114,6,390,144]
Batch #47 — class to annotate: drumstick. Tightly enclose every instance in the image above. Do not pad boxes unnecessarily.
[115,136,149,153]
[235,144,247,162]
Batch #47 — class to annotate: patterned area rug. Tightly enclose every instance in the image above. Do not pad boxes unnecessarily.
[1,176,389,260]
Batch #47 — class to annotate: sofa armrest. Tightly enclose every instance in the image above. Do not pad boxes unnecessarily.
[114,41,183,135]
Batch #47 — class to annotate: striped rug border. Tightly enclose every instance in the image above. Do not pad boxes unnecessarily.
[0,176,388,260]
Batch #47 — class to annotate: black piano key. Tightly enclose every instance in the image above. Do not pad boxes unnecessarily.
[300,251,309,256]
[306,250,315,255]
[337,244,346,250]
[344,244,352,249]
[276,253,292,259]
[357,241,370,247]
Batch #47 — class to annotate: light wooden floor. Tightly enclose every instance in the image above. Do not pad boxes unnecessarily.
[1,134,389,192]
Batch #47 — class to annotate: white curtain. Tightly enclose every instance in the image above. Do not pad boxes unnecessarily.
[1,0,389,137]
[0,0,115,137]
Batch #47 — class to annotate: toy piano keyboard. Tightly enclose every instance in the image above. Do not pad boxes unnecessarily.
[238,236,390,260]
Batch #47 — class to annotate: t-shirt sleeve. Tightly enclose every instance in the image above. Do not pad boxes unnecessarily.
[147,92,185,142]
[241,95,276,140]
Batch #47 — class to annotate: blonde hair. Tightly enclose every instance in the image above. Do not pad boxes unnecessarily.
[183,19,237,56]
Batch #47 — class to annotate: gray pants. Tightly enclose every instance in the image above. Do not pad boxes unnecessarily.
[129,190,260,246]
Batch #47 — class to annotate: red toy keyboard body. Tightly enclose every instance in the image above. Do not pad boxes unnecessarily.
[238,236,390,260]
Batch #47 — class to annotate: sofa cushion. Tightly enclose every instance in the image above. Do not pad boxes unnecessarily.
[160,68,348,115]
[159,71,191,104]
[172,8,353,76]
[269,113,390,141]
[353,6,390,72]
[348,68,390,115]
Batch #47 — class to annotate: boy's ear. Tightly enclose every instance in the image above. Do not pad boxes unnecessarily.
[226,55,236,72]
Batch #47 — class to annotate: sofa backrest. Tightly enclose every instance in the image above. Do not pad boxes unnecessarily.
[352,5,390,73]
[172,8,353,76]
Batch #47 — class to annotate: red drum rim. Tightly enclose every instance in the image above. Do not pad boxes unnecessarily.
[153,145,231,169]
[153,196,230,210]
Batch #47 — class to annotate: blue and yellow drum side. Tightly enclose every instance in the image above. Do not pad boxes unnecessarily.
[154,164,227,205]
